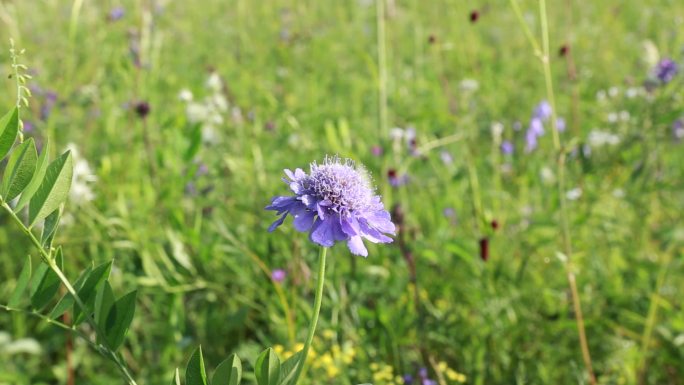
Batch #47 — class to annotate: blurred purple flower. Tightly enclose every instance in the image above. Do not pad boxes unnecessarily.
[654,58,678,83]
[440,150,453,165]
[371,145,383,156]
[266,156,395,257]
[109,6,125,21]
[673,119,684,140]
[23,121,35,134]
[403,374,414,385]
[525,118,544,152]
[271,269,287,283]
[40,91,57,121]
[501,140,514,155]
[556,117,566,132]
[387,169,409,187]
[533,100,552,120]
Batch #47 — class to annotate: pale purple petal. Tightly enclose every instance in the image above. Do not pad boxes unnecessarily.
[293,210,315,231]
[347,236,368,257]
[268,214,287,232]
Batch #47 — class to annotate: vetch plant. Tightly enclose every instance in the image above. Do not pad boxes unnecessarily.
[0,41,139,384]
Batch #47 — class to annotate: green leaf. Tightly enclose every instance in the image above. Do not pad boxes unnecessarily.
[8,256,32,307]
[15,140,50,211]
[254,348,280,385]
[1,138,37,201]
[49,264,93,320]
[94,281,116,345]
[28,150,73,226]
[213,354,242,385]
[185,346,208,385]
[73,261,113,325]
[0,107,19,161]
[172,368,181,385]
[278,350,302,385]
[29,249,63,310]
[40,209,61,248]
[104,290,137,350]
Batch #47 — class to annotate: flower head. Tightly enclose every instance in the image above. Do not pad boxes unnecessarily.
[271,269,287,283]
[654,58,678,83]
[266,156,395,257]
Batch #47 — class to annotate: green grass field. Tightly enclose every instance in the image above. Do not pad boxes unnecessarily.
[1,0,683,384]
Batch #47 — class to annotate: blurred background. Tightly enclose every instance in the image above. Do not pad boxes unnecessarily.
[0,0,683,384]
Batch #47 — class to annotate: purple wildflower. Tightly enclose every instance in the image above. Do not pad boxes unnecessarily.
[533,100,552,120]
[654,58,678,83]
[556,117,566,132]
[40,91,57,121]
[108,6,125,21]
[673,119,684,140]
[371,145,383,156]
[525,118,544,152]
[271,269,287,283]
[266,156,395,257]
[403,374,414,384]
[501,140,514,155]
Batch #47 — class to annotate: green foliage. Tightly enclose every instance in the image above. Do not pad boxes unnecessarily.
[8,256,31,308]
[254,348,281,385]
[0,107,18,161]
[29,249,63,310]
[28,151,73,226]
[1,137,37,201]
[2,1,684,384]
[185,346,208,385]
[15,140,50,211]
[213,354,243,385]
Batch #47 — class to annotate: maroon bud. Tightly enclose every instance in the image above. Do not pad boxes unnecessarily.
[559,44,569,57]
[479,237,489,262]
[387,169,397,178]
[470,10,479,23]
[491,220,499,230]
[134,101,150,119]
[428,34,436,44]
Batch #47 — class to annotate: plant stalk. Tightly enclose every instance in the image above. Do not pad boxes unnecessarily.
[291,246,328,385]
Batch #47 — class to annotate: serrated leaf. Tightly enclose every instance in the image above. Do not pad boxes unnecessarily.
[278,350,302,385]
[0,107,19,161]
[29,249,63,310]
[172,368,181,385]
[8,256,31,307]
[40,209,60,248]
[16,140,50,211]
[213,353,242,385]
[73,261,113,325]
[185,346,208,385]
[28,150,73,226]
[104,290,137,350]
[254,348,280,385]
[1,138,37,201]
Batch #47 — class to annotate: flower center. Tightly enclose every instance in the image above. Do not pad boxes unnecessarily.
[308,158,373,213]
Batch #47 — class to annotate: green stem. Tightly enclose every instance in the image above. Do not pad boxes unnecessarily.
[0,202,138,385]
[291,247,328,385]
[376,0,388,140]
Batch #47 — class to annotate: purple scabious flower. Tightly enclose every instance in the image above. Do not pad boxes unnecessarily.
[266,156,395,257]
[654,58,678,83]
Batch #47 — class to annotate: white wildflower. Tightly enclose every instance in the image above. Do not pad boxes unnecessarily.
[566,187,582,201]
